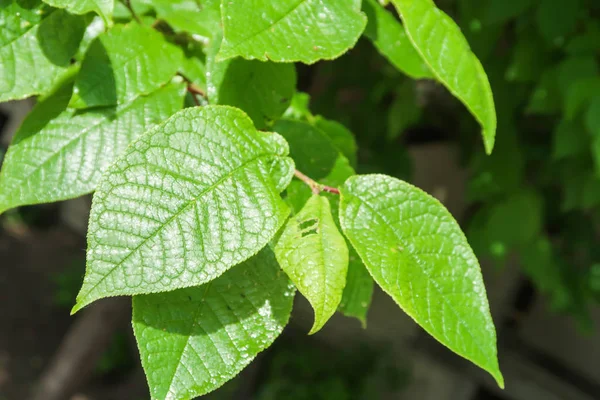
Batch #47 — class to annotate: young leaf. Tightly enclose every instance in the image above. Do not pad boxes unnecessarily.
[73,106,293,312]
[275,194,348,334]
[362,0,432,79]
[339,174,504,387]
[391,0,497,154]
[218,0,367,64]
[277,119,373,325]
[133,247,295,400]
[70,23,183,109]
[207,33,296,129]
[0,4,86,102]
[42,0,114,24]
[0,82,186,215]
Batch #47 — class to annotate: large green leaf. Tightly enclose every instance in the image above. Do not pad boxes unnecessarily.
[0,81,186,215]
[339,174,503,387]
[391,0,497,154]
[207,33,296,129]
[133,247,295,400]
[73,106,293,312]
[276,119,373,325]
[218,0,367,64]
[42,0,114,23]
[70,23,183,109]
[0,3,86,102]
[362,0,432,79]
[275,194,348,334]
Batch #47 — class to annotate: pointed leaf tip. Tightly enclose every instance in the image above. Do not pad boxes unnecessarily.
[339,174,503,386]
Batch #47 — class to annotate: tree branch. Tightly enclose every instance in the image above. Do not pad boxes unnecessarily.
[293,170,340,195]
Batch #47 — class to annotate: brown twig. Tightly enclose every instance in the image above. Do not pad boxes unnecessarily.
[177,73,208,105]
[293,170,340,195]
[124,0,141,23]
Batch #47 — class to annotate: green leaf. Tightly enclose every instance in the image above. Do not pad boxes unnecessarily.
[70,23,183,109]
[339,174,503,387]
[275,194,348,334]
[277,119,373,325]
[133,247,295,400]
[218,0,367,64]
[283,92,313,121]
[275,119,339,180]
[313,116,358,168]
[144,0,221,41]
[207,33,297,129]
[0,81,186,215]
[73,106,293,312]
[391,0,497,154]
[42,0,114,24]
[0,4,86,102]
[362,0,432,79]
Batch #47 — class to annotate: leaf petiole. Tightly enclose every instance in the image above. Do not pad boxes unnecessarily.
[293,170,340,195]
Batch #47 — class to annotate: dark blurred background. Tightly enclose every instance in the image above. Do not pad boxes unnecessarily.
[1,0,600,399]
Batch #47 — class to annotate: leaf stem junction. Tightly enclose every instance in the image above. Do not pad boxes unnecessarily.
[294,170,340,195]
